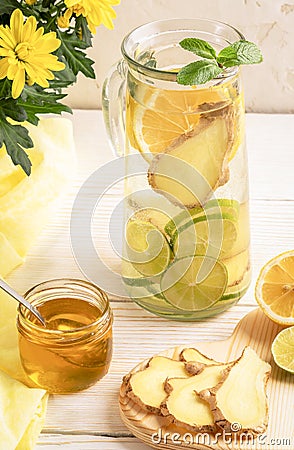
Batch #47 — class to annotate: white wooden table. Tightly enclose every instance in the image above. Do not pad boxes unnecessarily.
[8,111,294,449]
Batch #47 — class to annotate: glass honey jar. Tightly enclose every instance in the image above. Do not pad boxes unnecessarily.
[17,279,113,394]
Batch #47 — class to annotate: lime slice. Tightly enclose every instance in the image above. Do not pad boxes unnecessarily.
[271,327,294,373]
[165,198,239,238]
[131,208,171,240]
[161,256,228,311]
[126,219,171,277]
[172,214,238,259]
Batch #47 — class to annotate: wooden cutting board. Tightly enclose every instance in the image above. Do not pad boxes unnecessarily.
[119,309,294,450]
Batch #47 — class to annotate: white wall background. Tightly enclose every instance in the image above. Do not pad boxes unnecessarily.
[66,0,294,112]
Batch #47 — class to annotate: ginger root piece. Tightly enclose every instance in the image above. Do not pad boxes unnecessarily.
[123,356,194,414]
[161,364,229,433]
[200,347,271,434]
[148,108,233,208]
[180,348,223,375]
[222,249,250,288]
[180,347,223,364]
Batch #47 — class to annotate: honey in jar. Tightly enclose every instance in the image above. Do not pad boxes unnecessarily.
[17,279,113,393]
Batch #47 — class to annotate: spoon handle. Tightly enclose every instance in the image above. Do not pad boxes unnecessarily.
[0,279,45,326]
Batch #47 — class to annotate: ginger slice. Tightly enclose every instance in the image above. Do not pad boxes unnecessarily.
[148,109,233,208]
[200,347,271,434]
[123,356,193,414]
[161,364,229,433]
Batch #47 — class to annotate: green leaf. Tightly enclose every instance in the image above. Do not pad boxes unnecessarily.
[179,38,216,60]
[57,30,95,78]
[0,0,19,15]
[0,100,32,175]
[49,60,77,89]
[0,118,33,175]
[0,79,12,98]
[177,60,222,86]
[217,40,263,67]
[75,15,93,47]
[42,0,52,7]
[18,86,72,126]
[49,78,76,89]
[1,99,27,122]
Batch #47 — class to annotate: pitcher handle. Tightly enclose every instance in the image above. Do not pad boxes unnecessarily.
[102,59,127,157]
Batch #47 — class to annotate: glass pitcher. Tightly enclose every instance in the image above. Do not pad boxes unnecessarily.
[102,19,251,320]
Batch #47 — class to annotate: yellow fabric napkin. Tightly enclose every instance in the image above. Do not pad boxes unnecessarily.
[0,368,47,450]
[0,117,76,276]
[0,288,49,450]
[0,117,76,447]
[0,290,26,383]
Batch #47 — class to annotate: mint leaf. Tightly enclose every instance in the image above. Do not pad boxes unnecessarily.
[57,30,95,78]
[217,40,263,67]
[180,38,216,60]
[177,60,222,85]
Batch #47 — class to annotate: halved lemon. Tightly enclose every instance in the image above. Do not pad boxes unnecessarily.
[255,250,294,325]
[271,327,294,373]
[125,219,171,277]
[161,255,227,311]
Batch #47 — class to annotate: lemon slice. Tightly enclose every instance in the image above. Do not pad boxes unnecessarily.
[255,250,294,325]
[125,219,171,277]
[161,256,227,311]
[172,215,238,259]
[131,87,226,155]
[271,327,294,373]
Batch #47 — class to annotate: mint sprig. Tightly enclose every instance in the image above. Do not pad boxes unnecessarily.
[177,38,263,86]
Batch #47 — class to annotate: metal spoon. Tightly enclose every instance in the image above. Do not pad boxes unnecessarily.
[0,279,46,326]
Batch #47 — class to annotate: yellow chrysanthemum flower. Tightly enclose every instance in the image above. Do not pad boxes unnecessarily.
[64,0,120,33]
[57,9,73,29]
[0,9,65,99]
